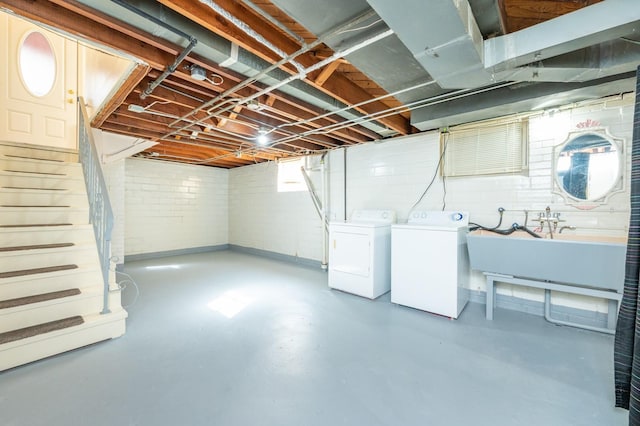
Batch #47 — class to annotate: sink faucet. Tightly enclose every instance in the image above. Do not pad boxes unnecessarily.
[538,206,565,239]
[559,226,577,234]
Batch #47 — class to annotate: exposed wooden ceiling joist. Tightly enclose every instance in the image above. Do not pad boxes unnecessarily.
[156,0,412,135]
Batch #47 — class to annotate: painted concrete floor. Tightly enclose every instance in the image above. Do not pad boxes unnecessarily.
[0,250,628,426]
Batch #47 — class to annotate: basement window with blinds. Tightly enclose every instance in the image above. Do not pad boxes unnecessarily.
[277,157,307,192]
[442,118,529,177]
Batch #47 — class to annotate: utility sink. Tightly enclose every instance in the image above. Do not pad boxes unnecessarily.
[466,230,627,292]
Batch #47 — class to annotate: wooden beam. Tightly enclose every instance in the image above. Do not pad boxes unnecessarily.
[315,61,341,87]
[217,105,243,128]
[501,0,603,32]
[265,95,277,107]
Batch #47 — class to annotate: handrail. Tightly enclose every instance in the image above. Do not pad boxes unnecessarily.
[78,97,113,314]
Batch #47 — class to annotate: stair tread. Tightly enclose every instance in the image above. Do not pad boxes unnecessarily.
[0,242,74,252]
[0,264,78,279]
[3,154,66,163]
[0,288,81,309]
[1,204,71,208]
[2,169,66,176]
[0,315,84,345]
[1,205,71,208]
[1,187,70,191]
[0,223,73,228]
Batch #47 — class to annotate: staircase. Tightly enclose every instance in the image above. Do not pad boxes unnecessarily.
[0,142,127,371]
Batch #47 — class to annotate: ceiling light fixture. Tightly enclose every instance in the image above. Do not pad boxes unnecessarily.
[247,99,261,111]
[127,104,147,113]
[188,64,224,86]
[256,127,269,145]
[190,64,207,81]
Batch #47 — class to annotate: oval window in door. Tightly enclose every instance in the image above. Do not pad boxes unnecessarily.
[19,31,56,97]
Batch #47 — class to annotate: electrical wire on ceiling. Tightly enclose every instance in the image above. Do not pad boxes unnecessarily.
[336,18,383,35]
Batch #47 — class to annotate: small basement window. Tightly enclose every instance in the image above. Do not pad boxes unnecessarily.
[277,157,307,192]
[442,118,529,177]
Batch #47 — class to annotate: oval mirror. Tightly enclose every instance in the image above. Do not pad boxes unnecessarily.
[19,31,56,97]
[555,132,620,201]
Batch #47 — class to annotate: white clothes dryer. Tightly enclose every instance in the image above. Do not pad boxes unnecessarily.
[328,210,396,299]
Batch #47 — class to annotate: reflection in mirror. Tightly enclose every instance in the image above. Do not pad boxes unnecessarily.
[556,132,620,201]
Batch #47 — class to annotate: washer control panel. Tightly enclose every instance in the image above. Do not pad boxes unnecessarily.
[408,211,469,227]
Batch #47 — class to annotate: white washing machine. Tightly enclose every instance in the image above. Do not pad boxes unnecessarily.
[391,211,470,318]
[328,210,396,299]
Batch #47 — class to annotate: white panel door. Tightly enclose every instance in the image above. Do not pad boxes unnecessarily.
[0,13,78,149]
[330,231,371,277]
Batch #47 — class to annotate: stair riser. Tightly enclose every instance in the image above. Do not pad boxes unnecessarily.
[0,174,85,191]
[0,311,126,372]
[0,158,82,177]
[0,247,99,271]
[0,191,88,207]
[0,208,89,225]
[0,269,102,300]
[0,227,94,247]
[0,293,103,333]
[0,145,79,163]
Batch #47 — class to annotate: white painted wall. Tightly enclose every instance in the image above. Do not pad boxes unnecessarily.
[229,94,635,313]
[124,158,229,256]
[229,160,323,261]
[78,43,135,119]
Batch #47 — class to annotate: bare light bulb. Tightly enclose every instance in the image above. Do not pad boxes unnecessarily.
[257,134,269,145]
[256,128,269,145]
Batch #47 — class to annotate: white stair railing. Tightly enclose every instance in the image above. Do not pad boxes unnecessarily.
[78,97,113,314]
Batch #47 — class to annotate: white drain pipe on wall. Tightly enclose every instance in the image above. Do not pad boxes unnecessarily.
[320,153,329,269]
[300,154,330,268]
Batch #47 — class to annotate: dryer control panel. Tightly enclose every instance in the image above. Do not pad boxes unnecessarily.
[351,209,397,224]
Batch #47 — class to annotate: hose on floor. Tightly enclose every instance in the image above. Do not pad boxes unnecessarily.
[110,256,140,308]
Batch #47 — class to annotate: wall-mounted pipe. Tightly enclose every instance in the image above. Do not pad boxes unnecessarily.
[343,147,347,221]
[300,164,329,233]
[321,153,329,269]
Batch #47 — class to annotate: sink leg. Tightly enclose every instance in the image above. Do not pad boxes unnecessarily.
[486,275,494,320]
[608,299,619,330]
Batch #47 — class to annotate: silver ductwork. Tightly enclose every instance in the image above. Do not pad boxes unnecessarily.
[367,0,640,88]
[411,73,637,131]
[484,0,640,71]
[367,0,495,89]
